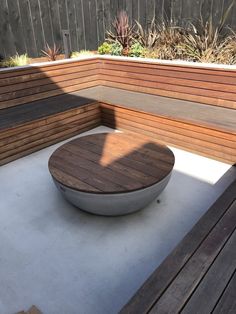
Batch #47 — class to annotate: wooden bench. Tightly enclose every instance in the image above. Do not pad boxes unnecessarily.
[0,59,101,165]
[120,176,236,314]
[1,57,236,166]
[0,93,100,165]
[77,86,236,164]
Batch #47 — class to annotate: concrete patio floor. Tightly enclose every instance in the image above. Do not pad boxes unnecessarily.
[1,126,235,314]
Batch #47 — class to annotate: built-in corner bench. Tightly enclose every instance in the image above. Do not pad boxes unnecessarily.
[1,85,236,166]
[1,57,236,166]
[0,94,100,165]
[0,59,101,166]
[78,86,236,164]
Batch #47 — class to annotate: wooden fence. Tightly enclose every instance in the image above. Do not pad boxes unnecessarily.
[0,0,236,58]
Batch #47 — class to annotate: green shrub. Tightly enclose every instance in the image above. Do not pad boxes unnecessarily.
[128,42,146,57]
[1,53,29,67]
[70,50,96,58]
[98,42,122,56]
[110,42,123,56]
[98,42,112,55]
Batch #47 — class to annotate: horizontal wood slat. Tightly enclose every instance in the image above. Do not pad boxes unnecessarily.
[101,103,236,164]
[100,69,236,99]
[101,104,236,142]
[0,59,100,80]
[102,111,236,152]
[0,103,99,137]
[102,59,236,77]
[0,103,101,166]
[100,59,236,109]
[0,67,98,94]
[0,61,100,87]
[101,80,236,110]
[0,74,99,103]
[1,57,236,165]
[0,80,100,109]
[103,120,235,164]
[0,59,100,109]
[102,61,236,85]
[0,111,100,153]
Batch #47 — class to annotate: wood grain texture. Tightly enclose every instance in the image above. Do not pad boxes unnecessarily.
[101,103,236,164]
[48,132,175,193]
[213,270,236,314]
[100,59,236,109]
[120,179,236,314]
[0,59,100,109]
[149,200,236,314]
[0,101,101,165]
[1,57,236,166]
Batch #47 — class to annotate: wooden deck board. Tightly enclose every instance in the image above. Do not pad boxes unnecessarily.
[120,177,236,314]
[213,270,236,314]
[181,219,236,313]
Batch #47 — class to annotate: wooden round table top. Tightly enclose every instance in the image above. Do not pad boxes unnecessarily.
[48,132,175,194]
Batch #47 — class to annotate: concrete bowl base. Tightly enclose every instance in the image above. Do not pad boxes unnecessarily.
[52,172,172,216]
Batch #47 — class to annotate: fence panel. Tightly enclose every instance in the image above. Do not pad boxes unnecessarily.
[0,0,235,58]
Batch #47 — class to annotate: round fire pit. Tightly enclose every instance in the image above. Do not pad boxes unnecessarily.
[48,133,175,216]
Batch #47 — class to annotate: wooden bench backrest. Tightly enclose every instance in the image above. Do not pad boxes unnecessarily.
[100,59,236,110]
[0,58,100,109]
[1,57,236,110]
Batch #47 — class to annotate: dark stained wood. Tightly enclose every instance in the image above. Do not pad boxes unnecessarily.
[120,177,236,314]
[149,200,236,313]
[181,223,236,313]
[213,270,236,314]
[67,0,78,51]
[39,0,54,47]
[48,133,175,194]
[0,94,97,131]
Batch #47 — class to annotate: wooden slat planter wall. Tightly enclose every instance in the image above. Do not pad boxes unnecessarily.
[0,58,101,109]
[100,59,236,109]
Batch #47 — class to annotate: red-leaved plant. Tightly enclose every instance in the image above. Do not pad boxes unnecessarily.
[107,11,134,54]
[41,43,61,61]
